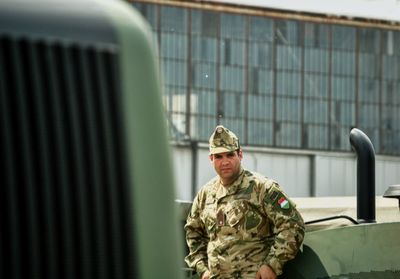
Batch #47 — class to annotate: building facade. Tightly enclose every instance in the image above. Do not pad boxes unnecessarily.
[131,0,400,200]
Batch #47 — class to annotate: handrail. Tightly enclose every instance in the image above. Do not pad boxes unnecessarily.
[305,215,359,225]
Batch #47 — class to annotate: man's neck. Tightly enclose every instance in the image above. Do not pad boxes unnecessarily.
[220,171,242,187]
[221,178,235,186]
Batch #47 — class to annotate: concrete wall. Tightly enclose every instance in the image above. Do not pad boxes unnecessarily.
[171,144,400,201]
[314,154,357,196]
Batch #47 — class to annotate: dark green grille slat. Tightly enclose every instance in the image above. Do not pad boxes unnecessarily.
[1,37,24,279]
[79,47,108,279]
[0,37,134,279]
[101,51,132,279]
[37,41,60,279]
[47,42,79,279]
[70,45,97,279]
[19,40,43,279]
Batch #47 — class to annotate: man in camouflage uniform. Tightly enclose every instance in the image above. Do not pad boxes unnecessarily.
[185,125,305,279]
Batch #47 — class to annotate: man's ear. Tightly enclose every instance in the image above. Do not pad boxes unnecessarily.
[209,154,214,162]
[238,149,243,160]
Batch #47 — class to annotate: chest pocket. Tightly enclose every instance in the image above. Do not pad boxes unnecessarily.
[225,200,254,230]
[225,199,247,228]
[225,199,269,236]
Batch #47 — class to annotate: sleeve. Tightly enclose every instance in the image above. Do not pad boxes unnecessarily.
[262,182,305,276]
[184,191,209,277]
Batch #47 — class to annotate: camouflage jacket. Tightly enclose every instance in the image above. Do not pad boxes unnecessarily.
[184,168,305,279]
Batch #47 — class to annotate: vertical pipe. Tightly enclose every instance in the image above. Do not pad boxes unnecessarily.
[244,15,249,145]
[349,128,376,223]
[309,155,316,197]
[186,8,192,137]
[190,140,198,200]
[272,20,277,147]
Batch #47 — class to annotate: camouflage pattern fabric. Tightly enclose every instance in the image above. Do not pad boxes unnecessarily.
[209,125,240,155]
[185,168,305,279]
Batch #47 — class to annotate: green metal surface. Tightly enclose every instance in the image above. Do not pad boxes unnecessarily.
[97,1,184,278]
[283,222,400,278]
[323,270,400,279]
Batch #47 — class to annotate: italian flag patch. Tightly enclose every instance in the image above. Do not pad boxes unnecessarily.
[278,197,290,209]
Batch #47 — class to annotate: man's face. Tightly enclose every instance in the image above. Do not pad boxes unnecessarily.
[209,150,243,185]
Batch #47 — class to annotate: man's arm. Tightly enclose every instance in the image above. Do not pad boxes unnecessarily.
[262,183,305,276]
[184,193,209,277]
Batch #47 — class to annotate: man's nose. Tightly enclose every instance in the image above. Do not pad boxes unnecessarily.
[221,158,229,165]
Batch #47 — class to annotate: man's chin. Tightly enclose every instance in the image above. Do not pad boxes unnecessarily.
[220,171,233,177]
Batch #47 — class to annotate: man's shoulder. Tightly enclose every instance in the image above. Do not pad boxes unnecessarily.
[198,176,219,193]
[244,169,276,188]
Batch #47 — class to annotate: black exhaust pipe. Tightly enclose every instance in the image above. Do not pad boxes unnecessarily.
[349,128,376,223]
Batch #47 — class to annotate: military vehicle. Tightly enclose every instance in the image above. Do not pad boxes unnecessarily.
[0,0,183,278]
[280,128,400,279]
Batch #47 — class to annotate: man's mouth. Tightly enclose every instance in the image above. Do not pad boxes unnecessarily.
[221,168,231,172]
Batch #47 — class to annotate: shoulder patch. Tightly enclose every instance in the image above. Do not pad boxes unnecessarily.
[278,197,290,209]
[264,185,292,212]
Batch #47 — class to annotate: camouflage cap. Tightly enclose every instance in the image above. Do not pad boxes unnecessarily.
[209,125,240,155]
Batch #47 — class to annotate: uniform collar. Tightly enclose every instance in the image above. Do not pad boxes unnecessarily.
[215,167,245,200]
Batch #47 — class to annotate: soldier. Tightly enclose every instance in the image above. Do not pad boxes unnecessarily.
[184,125,305,279]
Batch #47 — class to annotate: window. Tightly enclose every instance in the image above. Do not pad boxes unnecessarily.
[134,3,400,155]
